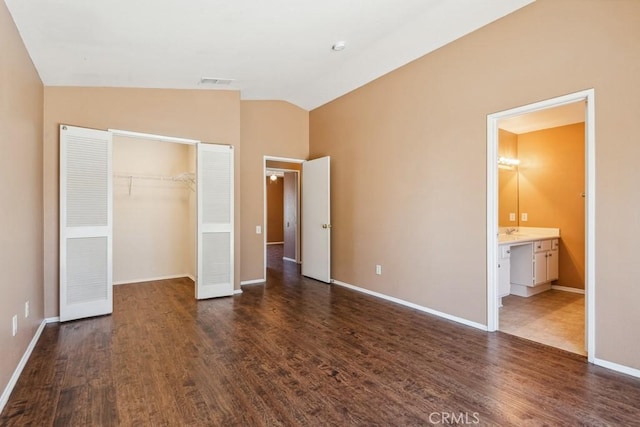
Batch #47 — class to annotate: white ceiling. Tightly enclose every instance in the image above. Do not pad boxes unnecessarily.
[5,0,534,111]
[498,101,585,134]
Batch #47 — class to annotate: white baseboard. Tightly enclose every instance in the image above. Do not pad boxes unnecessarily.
[331,280,488,331]
[551,285,585,294]
[114,274,191,285]
[233,289,243,295]
[240,279,266,286]
[45,317,60,323]
[0,319,47,414]
[593,357,640,379]
[283,257,297,263]
[267,242,284,245]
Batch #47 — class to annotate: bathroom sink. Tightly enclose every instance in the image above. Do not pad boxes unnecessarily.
[498,234,534,243]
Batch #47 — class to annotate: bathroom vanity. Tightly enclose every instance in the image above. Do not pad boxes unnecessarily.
[498,227,560,301]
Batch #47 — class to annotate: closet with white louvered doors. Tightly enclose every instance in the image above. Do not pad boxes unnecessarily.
[59,125,234,322]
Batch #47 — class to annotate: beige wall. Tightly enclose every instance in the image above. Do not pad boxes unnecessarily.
[240,101,308,281]
[518,123,585,289]
[0,1,44,399]
[3,0,638,388]
[266,177,284,243]
[43,87,241,317]
[113,137,193,284]
[310,0,640,369]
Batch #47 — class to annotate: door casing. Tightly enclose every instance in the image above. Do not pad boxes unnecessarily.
[262,156,304,282]
[486,89,595,363]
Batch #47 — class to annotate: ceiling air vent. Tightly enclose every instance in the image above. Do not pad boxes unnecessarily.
[200,77,234,85]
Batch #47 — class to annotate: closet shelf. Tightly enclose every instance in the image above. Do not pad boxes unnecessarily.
[114,172,195,194]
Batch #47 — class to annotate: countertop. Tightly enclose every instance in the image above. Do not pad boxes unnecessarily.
[498,227,560,245]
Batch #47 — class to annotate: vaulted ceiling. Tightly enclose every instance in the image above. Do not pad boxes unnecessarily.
[5,0,534,110]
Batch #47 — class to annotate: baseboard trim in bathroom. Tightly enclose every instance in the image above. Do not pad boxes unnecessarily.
[552,285,585,294]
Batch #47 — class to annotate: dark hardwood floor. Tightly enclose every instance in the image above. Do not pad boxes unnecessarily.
[2,246,640,426]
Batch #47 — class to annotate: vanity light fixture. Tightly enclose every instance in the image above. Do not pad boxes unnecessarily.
[269,174,278,182]
[497,156,521,167]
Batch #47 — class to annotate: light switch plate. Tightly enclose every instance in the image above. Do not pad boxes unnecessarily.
[256,225,262,234]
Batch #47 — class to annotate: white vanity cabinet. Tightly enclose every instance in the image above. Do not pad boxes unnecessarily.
[533,239,559,285]
[510,238,559,297]
[547,240,559,280]
[498,245,511,298]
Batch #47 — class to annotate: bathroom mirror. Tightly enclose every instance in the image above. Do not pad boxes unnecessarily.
[498,129,519,227]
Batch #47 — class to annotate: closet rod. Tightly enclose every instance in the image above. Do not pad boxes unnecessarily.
[113,173,194,182]
[114,173,195,195]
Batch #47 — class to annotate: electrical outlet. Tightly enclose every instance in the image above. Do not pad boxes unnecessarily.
[25,301,29,318]
[521,213,528,222]
[12,315,17,337]
[509,212,516,221]
[376,265,382,275]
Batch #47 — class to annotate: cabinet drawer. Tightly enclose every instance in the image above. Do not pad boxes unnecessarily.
[534,240,552,252]
[551,239,559,250]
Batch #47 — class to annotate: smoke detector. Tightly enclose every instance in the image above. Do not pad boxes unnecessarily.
[332,41,346,51]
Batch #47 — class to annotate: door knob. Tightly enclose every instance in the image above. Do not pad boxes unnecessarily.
[322,224,332,229]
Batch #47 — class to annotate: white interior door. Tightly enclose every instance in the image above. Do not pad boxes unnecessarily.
[196,143,234,299]
[302,156,331,282]
[60,125,113,322]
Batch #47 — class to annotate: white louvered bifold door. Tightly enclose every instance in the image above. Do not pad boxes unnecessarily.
[196,143,234,299]
[60,125,113,322]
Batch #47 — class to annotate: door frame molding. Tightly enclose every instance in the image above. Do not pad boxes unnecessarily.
[110,130,201,289]
[263,156,305,280]
[486,88,595,362]
[108,128,200,145]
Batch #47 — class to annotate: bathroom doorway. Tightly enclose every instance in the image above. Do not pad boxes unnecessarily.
[487,90,595,362]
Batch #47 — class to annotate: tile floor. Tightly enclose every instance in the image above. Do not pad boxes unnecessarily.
[499,289,585,355]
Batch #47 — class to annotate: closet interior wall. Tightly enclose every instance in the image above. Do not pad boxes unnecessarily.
[113,136,196,284]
